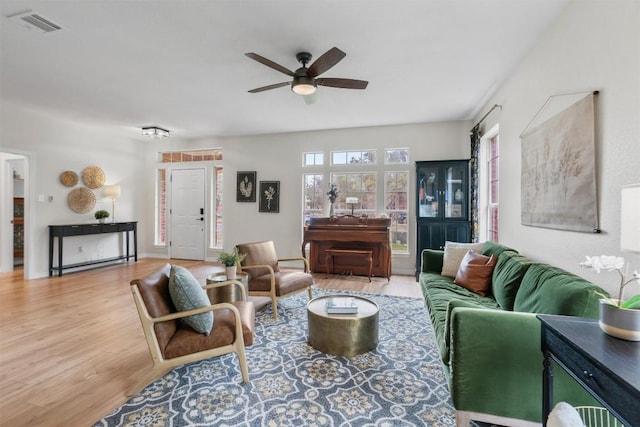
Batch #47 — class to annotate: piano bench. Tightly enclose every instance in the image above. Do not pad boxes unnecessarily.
[325,248,373,282]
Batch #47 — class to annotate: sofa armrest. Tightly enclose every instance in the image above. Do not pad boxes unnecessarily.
[421,249,444,273]
[449,308,597,423]
[440,299,492,364]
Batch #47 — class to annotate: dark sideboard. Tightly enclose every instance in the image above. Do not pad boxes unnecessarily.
[538,314,639,427]
[49,221,137,277]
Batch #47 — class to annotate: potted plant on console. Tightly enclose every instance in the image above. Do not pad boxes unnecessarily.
[217,248,245,280]
[581,255,640,341]
[94,209,110,224]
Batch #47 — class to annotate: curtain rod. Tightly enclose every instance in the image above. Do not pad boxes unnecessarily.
[471,104,502,131]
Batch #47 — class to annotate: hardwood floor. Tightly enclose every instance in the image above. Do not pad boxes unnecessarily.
[0,258,421,427]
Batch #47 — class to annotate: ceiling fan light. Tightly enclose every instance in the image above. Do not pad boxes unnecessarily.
[291,76,317,95]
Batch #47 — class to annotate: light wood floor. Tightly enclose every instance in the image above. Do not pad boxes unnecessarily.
[0,258,421,427]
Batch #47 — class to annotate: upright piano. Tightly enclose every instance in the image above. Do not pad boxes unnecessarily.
[302,216,391,280]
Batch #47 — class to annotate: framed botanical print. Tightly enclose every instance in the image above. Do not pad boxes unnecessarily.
[259,181,280,213]
[237,171,256,202]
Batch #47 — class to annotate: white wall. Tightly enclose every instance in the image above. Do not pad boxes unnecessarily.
[1,100,469,278]
[147,121,471,275]
[0,104,147,278]
[473,0,640,295]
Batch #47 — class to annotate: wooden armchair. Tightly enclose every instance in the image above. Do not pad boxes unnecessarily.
[128,263,254,395]
[236,240,314,319]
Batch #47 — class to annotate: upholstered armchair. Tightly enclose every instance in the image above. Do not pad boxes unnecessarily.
[128,263,255,395]
[236,240,314,319]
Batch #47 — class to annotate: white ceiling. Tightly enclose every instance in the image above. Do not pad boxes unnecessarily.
[0,0,569,140]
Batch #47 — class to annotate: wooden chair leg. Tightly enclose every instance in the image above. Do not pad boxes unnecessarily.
[235,344,250,383]
[271,295,279,320]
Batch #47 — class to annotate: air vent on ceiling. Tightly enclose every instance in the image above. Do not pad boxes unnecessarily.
[7,10,62,33]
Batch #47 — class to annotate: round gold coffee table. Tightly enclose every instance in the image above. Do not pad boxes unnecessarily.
[307,295,379,356]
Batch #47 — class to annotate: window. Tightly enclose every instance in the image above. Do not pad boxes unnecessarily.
[160,149,222,163]
[303,174,325,225]
[303,148,409,255]
[304,152,324,166]
[331,149,376,165]
[155,149,222,248]
[487,135,499,242]
[384,171,409,253]
[155,168,167,245]
[213,167,223,248]
[384,148,409,165]
[331,172,376,215]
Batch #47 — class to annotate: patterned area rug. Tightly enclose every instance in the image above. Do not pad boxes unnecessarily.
[94,290,455,426]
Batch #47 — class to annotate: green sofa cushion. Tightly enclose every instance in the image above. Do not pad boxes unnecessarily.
[421,249,444,274]
[491,251,533,311]
[481,241,517,257]
[513,263,606,318]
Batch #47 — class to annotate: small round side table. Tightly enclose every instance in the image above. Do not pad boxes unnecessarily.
[205,271,248,304]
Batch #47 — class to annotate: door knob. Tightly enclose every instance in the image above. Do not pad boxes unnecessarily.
[198,217,204,221]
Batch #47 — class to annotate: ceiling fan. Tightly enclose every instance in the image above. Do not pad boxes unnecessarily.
[245,47,368,98]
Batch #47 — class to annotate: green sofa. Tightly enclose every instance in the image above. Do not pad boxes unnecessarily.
[419,242,607,427]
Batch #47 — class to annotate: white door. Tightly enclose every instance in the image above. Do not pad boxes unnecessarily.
[170,168,206,260]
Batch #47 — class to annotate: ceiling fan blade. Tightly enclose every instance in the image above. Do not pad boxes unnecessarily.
[248,82,290,93]
[245,53,295,77]
[316,78,368,90]
[307,47,346,78]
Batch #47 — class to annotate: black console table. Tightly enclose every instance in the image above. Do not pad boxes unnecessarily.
[538,314,640,427]
[49,221,137,277]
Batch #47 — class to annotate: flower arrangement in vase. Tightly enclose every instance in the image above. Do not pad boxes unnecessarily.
[217,248,246,279]
[581,255,640,341]
[327,183,338,216]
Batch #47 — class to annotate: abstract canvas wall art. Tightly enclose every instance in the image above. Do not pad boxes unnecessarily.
[521,93,598,232]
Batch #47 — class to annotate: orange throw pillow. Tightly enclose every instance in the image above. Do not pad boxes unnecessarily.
[454,250,497,296]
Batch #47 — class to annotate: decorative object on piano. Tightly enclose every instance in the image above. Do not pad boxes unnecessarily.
[81,165,105,189]
[94,209,110,223]
[580,255,640,341]
[346,197,359,215]
[60,170,78,187]
[217,248,246,279]
[259,181,280,213]
[67,187,96,214]
[326,297,359,314]
[237,171,256,202]
[327,183,338,216]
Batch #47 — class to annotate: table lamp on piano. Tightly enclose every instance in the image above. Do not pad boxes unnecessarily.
[346,197,358,215]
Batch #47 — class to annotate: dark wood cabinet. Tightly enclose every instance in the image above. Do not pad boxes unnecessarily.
[415,160,470,278]
[538,315,639,427]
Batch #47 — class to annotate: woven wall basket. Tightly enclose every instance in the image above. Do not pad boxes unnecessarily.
[81,166,105,189]
[67,187,96,214]
[60,171,79,187]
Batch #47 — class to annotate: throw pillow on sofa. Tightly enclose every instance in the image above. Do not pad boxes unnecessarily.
[441,241,484,277]
[169,264,214,335]
[454,250,497,296]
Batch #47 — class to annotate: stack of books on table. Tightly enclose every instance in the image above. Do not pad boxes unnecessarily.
[326,297,359,314]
